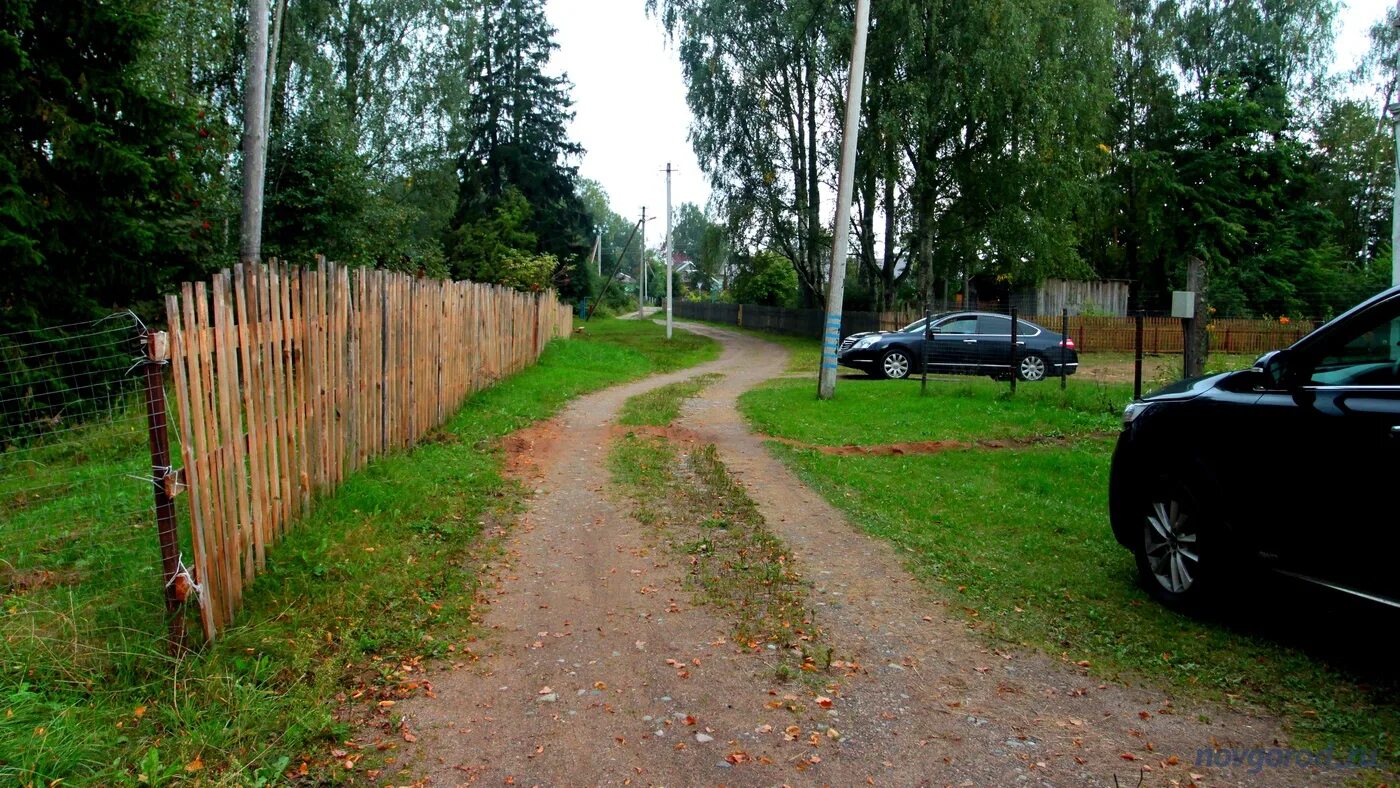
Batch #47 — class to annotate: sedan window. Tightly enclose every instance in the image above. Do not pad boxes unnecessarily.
[977,315,1041,336]
[935,317,978,335]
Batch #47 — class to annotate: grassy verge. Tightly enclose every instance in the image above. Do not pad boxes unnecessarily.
[609,435,823,678]
[0,318,718,785]
[617,374,723,427]
[744,376,1127,447]
[610,377,824,680]
[739,379,1399,767]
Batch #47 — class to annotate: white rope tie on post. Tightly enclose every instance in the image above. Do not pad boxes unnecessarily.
[164,554,204,607]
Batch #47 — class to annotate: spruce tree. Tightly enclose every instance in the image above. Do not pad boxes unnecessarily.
[448,0,592,299]
[0,0,207,330]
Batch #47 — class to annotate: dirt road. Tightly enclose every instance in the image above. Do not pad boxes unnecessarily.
[390,323,1325,786]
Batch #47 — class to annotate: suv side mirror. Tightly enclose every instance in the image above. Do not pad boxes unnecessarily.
[1254,349,1290,389]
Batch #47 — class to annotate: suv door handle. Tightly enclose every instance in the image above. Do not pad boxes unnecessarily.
[962,339,978,343]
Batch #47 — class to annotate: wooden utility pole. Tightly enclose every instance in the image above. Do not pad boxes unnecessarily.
[240,0,270,265]
[1182,257,1208,378]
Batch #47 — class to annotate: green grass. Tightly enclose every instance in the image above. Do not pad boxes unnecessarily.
[609,435,822,677]
[0,318,718,785]
[744,376,1128,447]
[575,317,722,372]
[617,374,722,427]
[741,383,1400,768]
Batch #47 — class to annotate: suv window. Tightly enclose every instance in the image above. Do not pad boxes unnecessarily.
[935,316,978,335]
[1306,307,1400,387]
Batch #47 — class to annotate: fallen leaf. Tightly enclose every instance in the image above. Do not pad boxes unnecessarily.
[133,706,146,719]
[538,686,553,695]
[816,696,833,709]
[185,756,203,772]
[1139,711,1151,720]
[726,751,749,765]
[1120,753,1138,761]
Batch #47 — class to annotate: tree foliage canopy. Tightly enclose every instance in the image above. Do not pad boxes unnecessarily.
[657,0,1390,318]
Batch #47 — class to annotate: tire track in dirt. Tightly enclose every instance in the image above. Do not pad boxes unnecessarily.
[388,322,1332,787]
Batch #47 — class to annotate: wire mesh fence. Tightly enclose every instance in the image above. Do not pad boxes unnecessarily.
[0,314,176,693]
[674,295,1364,398]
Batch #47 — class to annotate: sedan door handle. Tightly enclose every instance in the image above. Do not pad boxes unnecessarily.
[962,339,978,343]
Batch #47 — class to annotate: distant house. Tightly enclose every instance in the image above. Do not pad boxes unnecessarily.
[1008,279,1130,317]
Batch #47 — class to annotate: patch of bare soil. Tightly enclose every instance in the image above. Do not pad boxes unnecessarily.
[501,420,567,483]
[765,432,1116,457]
[381,323,1337,787]
[0,565,79,594]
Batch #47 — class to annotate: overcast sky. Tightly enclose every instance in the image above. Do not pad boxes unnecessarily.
[546,0,1393,234]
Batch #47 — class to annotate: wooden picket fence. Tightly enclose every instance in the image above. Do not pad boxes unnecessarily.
[1020,315,1315,355]
[164,262,572,639]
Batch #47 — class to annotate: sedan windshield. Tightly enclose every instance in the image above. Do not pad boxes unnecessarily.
[899,314,952,334]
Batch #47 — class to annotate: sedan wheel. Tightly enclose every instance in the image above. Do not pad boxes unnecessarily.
[1017,353,1047,382]
[881,350,912,380]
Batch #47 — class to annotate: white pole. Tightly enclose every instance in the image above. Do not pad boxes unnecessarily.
[639,207,647,318]
[1392,104,1399,287]
[818,0,872,400]
[599,229,604,277]
[666,163,674,339]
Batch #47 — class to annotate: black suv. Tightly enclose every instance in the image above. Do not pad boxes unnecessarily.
[837,312,1079,381]
[1110,286,1400,609]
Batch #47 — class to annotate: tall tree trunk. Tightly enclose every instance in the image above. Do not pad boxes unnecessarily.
[240,0,270,265]
[881,175,898,310]
[258,0,287,191]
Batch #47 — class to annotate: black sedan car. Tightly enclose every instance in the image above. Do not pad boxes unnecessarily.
[1110,285,1400,609]
[838,312,1079,381]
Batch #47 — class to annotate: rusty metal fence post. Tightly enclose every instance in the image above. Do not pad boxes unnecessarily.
[1060,308,1069,390]
[1009,307,1019,394]
[1134,311,1145,400]
[140,330,189,653]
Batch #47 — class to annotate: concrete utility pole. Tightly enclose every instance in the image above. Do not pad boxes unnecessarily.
[665,163,674,339]
[817,0,872,400]
[1392,101,1400,287]
[639,206,647,318]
